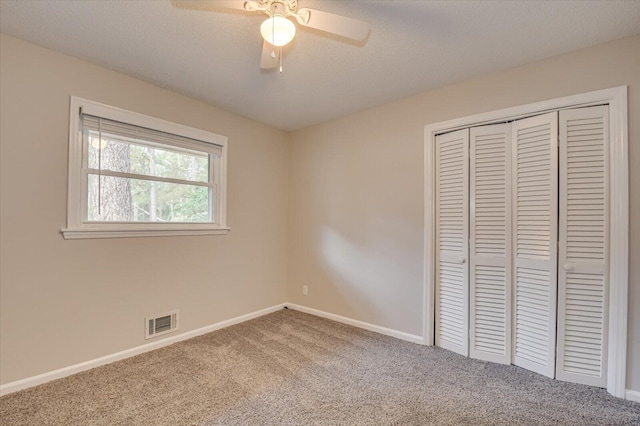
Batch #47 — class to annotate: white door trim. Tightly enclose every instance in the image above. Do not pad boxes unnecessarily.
[423,86,628,398]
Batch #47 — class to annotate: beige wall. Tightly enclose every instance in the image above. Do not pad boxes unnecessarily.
[0,34,289,384]
[1,32,639,394]
[289,35,640,392]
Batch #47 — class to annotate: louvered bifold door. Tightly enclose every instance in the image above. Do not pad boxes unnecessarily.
[511,112,559,378]
[469,124,512,364]
[435,129,470,356]
[556,106,609,387]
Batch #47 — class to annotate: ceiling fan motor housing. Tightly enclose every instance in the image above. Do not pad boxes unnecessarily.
[250,0,298,16]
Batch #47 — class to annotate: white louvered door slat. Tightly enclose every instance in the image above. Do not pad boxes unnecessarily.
[556,106,609,387]
[435,129,469,356]
[511,112,558,378]
[469,124,512,364]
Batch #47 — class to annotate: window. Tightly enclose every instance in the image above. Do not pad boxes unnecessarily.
[62,97,228,239]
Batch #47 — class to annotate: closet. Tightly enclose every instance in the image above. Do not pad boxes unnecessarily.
[435,105,609,387]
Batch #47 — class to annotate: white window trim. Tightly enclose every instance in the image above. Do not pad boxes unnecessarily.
[423,86,629,398]
[62,97,229,239]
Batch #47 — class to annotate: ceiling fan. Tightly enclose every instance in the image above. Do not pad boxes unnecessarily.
[170,0,370,71]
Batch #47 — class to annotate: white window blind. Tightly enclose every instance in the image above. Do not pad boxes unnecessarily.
[81,114,224,157]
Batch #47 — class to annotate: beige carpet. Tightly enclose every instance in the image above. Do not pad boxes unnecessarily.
[1,308,639,425]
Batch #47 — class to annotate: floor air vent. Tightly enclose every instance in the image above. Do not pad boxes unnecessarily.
[145,310,179,339]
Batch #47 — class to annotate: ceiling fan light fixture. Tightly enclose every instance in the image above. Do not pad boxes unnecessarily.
[260,15,296,47]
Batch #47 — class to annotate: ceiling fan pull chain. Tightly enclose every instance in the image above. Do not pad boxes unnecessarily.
[279,46,283,73]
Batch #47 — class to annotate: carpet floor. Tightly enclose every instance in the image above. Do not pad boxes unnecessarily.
[1,308,639,425]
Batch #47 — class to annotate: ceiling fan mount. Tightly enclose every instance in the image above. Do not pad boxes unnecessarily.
[247,1,311,27]
[244,1,298,16]
[171,0,370,71]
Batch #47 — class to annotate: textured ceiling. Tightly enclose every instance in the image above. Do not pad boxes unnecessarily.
[1,0,639,131]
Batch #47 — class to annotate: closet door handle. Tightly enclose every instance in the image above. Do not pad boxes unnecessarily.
[564,264,574,272]
[457,256,467,264]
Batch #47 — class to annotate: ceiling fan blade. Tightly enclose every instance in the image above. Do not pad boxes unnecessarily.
[260,41,279,69]
[296,8,370,41]
[170,0,253,12]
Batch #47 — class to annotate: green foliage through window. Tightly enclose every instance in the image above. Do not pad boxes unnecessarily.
[86,131,212,223]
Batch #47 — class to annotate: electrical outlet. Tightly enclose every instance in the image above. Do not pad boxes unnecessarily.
[303,285,308,296]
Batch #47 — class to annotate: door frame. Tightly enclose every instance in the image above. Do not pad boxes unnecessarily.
[423,86,629,398]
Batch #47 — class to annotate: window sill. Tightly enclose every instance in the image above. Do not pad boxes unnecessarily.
[60,226,230,240]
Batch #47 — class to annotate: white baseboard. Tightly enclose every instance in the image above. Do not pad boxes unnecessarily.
[0,303,286,396]
[626,389,640,403]
[2,301,631,400]
[286,303,425,344]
